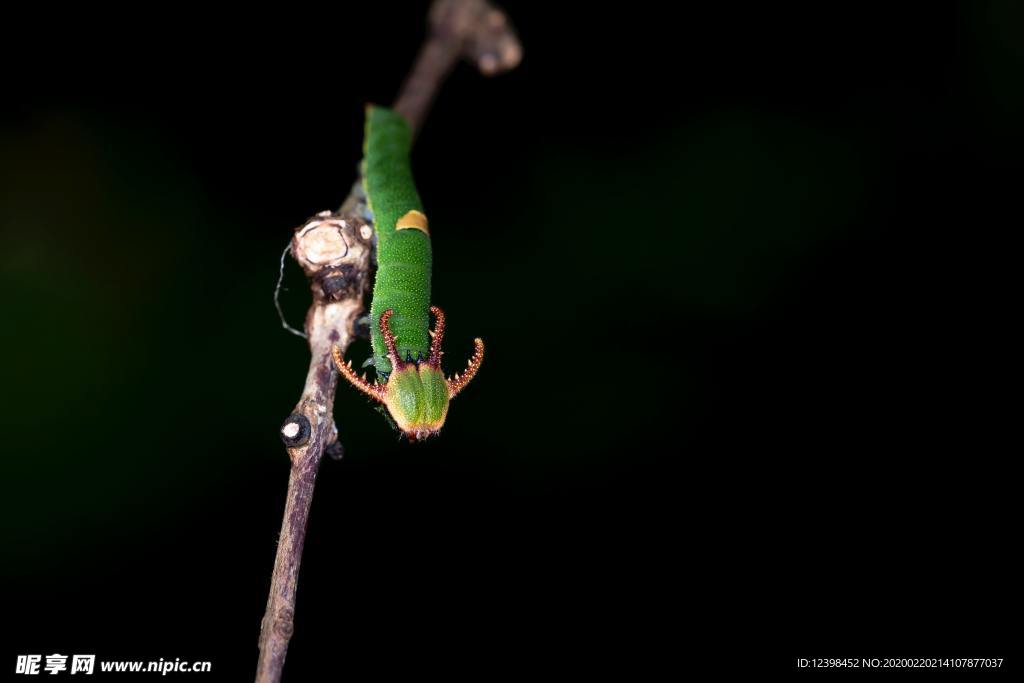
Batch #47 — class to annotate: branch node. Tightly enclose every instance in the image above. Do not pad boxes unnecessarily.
[325,441,345,461]
[280,414,311,448]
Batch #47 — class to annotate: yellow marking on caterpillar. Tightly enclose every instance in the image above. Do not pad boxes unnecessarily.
[395,210,429,235]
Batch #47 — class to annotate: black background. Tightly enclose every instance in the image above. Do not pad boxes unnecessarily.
[1,1,1018,678]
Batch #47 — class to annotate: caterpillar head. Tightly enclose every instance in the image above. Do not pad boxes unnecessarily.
[332,306,484,442]
[380,364,449,441]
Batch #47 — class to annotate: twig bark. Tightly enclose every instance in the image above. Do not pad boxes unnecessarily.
[255,2,521,682]
[395,0,521,135]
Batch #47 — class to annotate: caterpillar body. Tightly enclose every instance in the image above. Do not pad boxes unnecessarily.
[331,106,484,441]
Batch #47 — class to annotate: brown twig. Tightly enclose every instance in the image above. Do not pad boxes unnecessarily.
[395,0,521,135]
[255,2,521,681]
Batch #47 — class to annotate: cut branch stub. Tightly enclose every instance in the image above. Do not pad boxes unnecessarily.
[291,210,374,308]
[280,414,311,448]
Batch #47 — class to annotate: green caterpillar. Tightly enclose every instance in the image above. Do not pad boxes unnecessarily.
[331,105,484,441]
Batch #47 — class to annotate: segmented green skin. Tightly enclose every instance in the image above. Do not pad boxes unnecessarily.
[362,106,432,375]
